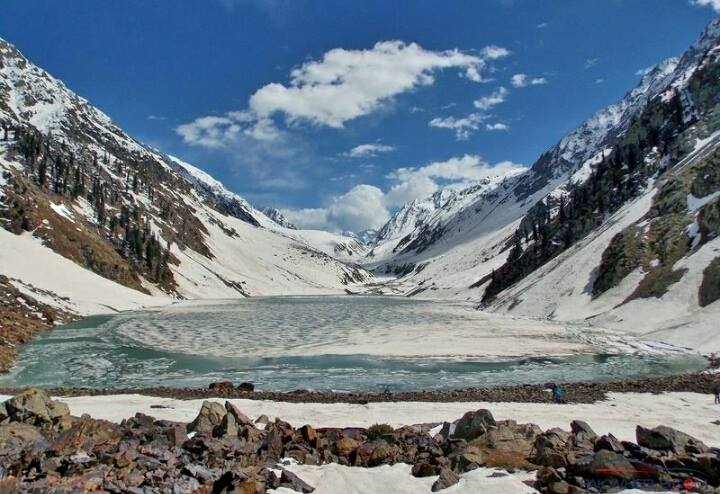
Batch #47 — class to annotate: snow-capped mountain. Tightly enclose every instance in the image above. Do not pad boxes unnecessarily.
[0,36,371,325]
[362,18,720,349]
[261,207,297,229]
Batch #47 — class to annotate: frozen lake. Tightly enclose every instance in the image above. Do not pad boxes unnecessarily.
[0,296,707,391]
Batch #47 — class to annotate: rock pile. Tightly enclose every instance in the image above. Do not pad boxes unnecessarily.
[0,389,718,493]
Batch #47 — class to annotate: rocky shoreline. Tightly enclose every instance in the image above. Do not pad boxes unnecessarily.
[1,388,719,493]
[1,370,717,405]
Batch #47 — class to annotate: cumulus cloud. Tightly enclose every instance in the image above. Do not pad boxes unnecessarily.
[284,185,390,231]
[283,155,525,232]
[510,73,547,88]
[176,111,282,147]
[178,40,509,149]
[248,41,500,128]
[343,143,395,158]
[428,113,488,140]
[473,86,509,111]
[690,0,720,11]
[388,154,522,185]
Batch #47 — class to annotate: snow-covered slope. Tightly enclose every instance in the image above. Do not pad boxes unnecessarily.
[363,17,720,352]
[0,36,371,319]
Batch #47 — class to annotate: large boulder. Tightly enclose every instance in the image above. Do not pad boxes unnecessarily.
[188,401,226,435]
[590,450,638,481]
[636,425,709,455]
[3,389,70,428]
[451,409,496,441]
[532,429,572,468]
[49,414,122,456]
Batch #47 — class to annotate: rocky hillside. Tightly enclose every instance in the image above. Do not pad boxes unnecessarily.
[0,37,371,334]
[366,18,720,348]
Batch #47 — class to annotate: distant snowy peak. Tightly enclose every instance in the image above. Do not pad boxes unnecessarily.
[376,170,525,243]
[261,208,297,229]
[552,57,679,169]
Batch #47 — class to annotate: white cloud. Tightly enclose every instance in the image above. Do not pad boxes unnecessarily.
[690,0,720,12]
[385,175,438,207]
[486,122,510,131]
[481,45,511,60]
[388,154,522,185]
[473,86,509,111]
[510,73,547,88]
[283,156,525,232]
[343,143,395,158]
[282,208,330,230]
[248,40,502,128]
[428,113,488,140]
[176,111,282,147]
[584,58,599,69]
[536,22,549,29]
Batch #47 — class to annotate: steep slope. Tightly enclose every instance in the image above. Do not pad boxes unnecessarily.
[368,15,720,344]
[0,37,371,325]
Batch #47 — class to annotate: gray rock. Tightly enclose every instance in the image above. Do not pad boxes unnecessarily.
[3,388,70,427]
[636,425,709,455]
[431,467,460,491]
[451,409,496,440]
[280,469,315,493]
[225,401,253,427]
[187,401,226,435]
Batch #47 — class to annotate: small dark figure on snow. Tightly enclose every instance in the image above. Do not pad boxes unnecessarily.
[550,383,566,404]
[713,382,720,405]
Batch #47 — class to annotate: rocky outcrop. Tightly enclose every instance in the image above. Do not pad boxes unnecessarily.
[1,390,719,493]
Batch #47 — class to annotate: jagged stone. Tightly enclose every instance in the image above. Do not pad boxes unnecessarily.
[225,401,254,427]
[3,388,70,427]
[187,401,226,435]
[431,467,460,491]
[636,425,709,455]
[280,470,315,493]
[451,409,496,440]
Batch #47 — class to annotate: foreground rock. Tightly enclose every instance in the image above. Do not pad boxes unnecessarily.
[1,389,719,493]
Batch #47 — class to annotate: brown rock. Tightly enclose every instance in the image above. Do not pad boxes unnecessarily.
[431,468,460,491]
[335,437,359,457]
[300,424,317,444]
[279,470,315,493]
[209,381,235,393]
[225,401,254,427]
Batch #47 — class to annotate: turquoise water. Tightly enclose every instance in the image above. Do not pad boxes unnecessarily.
[0,297,707,392]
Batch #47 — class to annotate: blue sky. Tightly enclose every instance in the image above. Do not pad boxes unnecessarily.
[1,0,718,232]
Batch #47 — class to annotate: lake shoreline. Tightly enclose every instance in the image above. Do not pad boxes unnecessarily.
[1,369,716,404]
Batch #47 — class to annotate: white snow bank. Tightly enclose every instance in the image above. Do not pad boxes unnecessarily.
[0,228,168,315]
[271,463,537,494]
